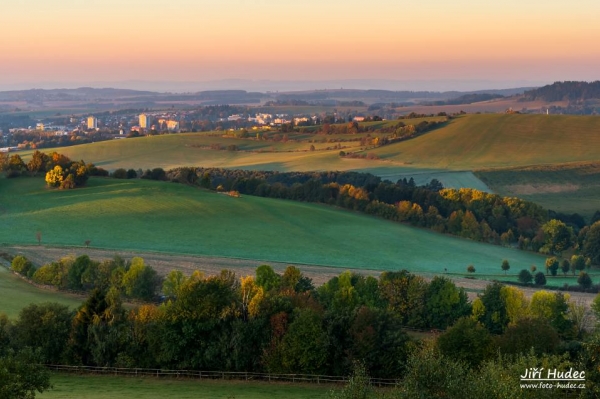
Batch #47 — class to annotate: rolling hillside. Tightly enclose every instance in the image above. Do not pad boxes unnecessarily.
[15,113,600,216]
[37,114,600,173]
[0,177,548,278]
[367,114,600,169]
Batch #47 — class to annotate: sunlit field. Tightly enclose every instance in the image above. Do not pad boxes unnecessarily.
[0,177,550,281]
[367,114,600,169]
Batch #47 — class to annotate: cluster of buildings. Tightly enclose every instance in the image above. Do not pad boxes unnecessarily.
[132,113,180,133]
[243,113,318,126]
[83,113,181,134]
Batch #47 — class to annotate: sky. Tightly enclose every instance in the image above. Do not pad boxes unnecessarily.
[1,0,599,91]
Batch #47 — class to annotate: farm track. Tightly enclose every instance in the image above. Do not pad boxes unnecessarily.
[5,245,597,308]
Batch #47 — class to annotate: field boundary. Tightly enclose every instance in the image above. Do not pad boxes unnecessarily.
[45,364,399,387]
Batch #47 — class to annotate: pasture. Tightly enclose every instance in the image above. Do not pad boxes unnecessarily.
[40,373,330,399]
[476,162,600,219]
[367,114,600,169]
[0,266,82,318]
[0,177,555,282]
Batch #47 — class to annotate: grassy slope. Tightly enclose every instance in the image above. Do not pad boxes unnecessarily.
[0,266,82,318]
[476,162,600,219]
[17,116,480,191]
[40,373,330,399]
[0,177,549,278]
[23,134,365,171]
[368,114,600,169]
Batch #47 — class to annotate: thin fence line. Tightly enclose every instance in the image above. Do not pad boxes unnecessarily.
[45,364,399,386]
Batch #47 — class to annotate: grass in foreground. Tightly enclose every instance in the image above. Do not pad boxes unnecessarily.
[39,373,330,399]
[0,177,550,279]
[0,266,82,318]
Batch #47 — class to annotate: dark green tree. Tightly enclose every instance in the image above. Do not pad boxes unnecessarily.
[437,317,493,367]
[255,265,281,292]
[477,282,509,334]
[501,259,510,275]
[497,317,559,356]
[518,269,533,285]
[578,271,593,291]
[11,303,73,364]
[560,259,570,276]
[67,255,92,290]
[280,308,328,374]
[534,272,546,286]
[425,276,470,329]
[545,257,559,276]
[0,349,51,399]
[122,257,160,301]
[583,221,600,265]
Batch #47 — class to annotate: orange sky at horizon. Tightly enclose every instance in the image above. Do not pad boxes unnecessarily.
[1,0,599,87]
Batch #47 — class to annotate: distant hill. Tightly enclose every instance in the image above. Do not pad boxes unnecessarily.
[0,87,157,101]
[274,88,532,104]
[522,81,600,102]
[426,93,505,106]
[0,86,535,107]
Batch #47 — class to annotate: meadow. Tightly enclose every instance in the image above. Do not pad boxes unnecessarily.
[367,114,600,169]
[39,373,331,399]
[0,177,554,282]
[0,265,82,318]
[476,162,600,219]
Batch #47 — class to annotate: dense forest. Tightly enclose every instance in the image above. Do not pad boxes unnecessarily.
[522,81,600,102]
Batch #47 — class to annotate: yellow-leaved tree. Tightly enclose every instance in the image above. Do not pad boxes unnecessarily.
[45,165,64,187]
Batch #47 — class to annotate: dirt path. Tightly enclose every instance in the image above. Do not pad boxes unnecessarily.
[3,245,597,307]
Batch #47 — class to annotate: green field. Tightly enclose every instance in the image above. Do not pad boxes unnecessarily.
[0,177,554,278]
[476,162,600,219]
[0,266,82,318]
[40,373,330,399]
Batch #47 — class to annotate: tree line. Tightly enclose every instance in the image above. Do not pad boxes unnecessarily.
[522,81,600,102]
[3,255,600,398]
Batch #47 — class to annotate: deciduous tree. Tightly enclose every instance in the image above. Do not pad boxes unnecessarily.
[501,259,510,275]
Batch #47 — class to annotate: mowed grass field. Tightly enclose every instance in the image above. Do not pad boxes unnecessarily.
[367,114,600,169]
[0,177,550,280]
[0,266,82,318]
[476,162,600,219]
[40,373,330,399]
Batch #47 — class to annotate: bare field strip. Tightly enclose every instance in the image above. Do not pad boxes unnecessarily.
[4,245,597,309]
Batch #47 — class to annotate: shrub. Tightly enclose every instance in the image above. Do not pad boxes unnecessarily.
[11,255,33,276]
[518,269,533,285]
[534,272,546,286]
[112,168,128,179]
